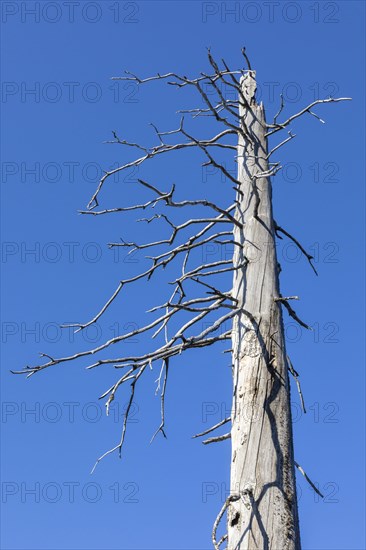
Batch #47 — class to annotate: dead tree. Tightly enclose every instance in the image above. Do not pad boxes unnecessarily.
[14,49,350,549]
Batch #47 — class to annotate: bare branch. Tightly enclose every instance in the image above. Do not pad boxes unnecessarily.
[266,131,296,159]
[287,355,306,414]
[274,296,299,302]
[281,300,312,331]
[112,68,245,87]
[241,47,252,71]
[273,93,285,125]
[212,494,240,550]
[91,366,145,473]
[150,359,169,443]
[86,126,237,209]
[266,97,352,136]
[192,417,231,439]
[202,432,231,445]
[295,461,324,498]
[275,223,318,276]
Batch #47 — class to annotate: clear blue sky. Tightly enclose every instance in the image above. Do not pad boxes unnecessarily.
[1,1,365,549]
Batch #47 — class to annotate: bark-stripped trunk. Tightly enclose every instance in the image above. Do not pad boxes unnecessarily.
[228,73,301,549]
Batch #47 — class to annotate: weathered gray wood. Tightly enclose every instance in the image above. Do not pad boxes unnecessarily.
[228,73,301,549]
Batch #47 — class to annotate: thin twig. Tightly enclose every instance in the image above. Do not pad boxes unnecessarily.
[287,355,306,414]
[295,460,324,498]
[275,223,318,276]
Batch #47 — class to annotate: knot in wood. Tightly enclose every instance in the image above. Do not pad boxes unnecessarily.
[240,329,260,358]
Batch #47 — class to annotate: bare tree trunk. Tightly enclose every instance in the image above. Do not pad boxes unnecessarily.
[228,73,301,549]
